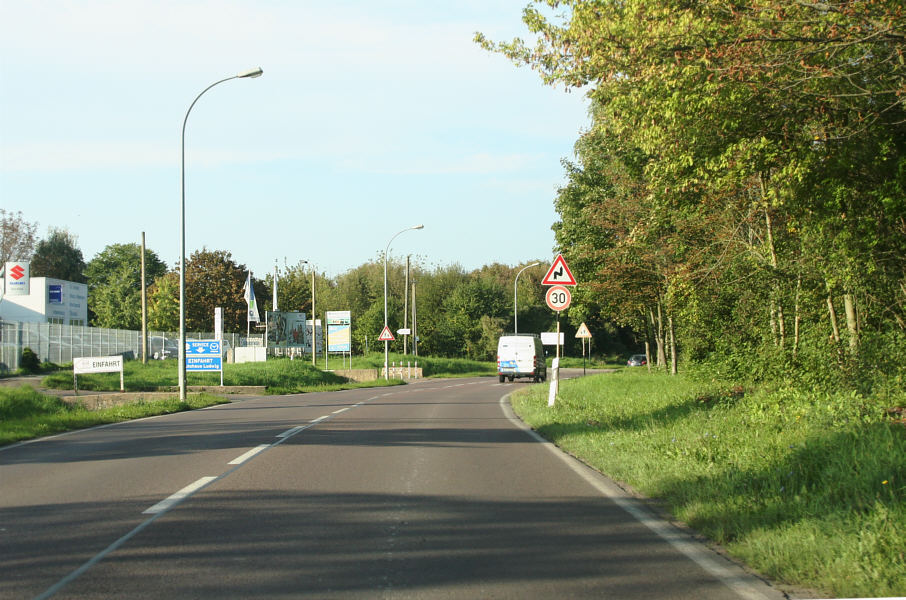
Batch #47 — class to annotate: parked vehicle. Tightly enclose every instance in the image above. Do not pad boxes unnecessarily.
[497,334,546,383]
[149,336,178,360]
[627,354,647,367]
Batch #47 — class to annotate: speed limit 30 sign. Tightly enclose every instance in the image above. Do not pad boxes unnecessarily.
[545,285,572,311]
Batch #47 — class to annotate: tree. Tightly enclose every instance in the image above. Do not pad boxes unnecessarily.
[479,0,906,379]
[30,228,87,282]
[0,209,38,265]
[183,248,255,333]
[147,271,179,331]
[85,243,167,329]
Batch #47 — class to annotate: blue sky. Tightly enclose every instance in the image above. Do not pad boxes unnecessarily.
[0,1,589,278]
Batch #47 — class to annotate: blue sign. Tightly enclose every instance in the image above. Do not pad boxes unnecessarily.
[185,340,222,372]
[48,284,62,304]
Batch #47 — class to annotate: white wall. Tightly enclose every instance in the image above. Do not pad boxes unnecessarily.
[0,277,88,325]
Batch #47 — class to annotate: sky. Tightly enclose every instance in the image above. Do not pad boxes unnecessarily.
[0,1,590,279]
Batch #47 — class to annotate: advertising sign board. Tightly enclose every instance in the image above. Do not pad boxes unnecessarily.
[185,340,222,372]
[4,261,30,296]
[326,310,352,352]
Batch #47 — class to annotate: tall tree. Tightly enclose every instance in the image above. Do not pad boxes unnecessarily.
[479,0,906,377]
[85,243,167,329]
[30,228,87,282]
[183,248,254,333]
[0,209,38,265]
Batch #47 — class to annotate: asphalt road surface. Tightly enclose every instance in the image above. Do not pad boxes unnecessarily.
[1,373,788,599]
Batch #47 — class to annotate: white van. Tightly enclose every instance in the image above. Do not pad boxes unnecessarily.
[496,334,546,383]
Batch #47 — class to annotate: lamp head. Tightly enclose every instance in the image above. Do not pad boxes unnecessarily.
[412,224,424,230]
[238,67,264,78]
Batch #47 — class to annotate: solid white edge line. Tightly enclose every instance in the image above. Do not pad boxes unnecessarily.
[143,476,218,515]
[498,392,782,600]
[332,407,349,414]
[228,444,270,465]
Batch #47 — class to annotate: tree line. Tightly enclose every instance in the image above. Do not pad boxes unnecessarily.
[477,0,906,386]
[3,212,636,361]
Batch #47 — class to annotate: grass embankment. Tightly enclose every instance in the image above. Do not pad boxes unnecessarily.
[0,386,229,446]
[510,369,905,598]
[40,357,405,395]
[350,352,496,378]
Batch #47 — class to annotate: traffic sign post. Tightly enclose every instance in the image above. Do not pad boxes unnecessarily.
[575,322,592,376]
[542,254,576,408]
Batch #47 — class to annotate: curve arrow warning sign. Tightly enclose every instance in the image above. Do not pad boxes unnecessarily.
[541,254,577,286]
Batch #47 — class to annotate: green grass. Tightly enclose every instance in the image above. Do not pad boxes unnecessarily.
[0,385,230,446]
[509,370,906,598]
[551,355,623,369]
[349,353,496,378]
[40,358,405,394]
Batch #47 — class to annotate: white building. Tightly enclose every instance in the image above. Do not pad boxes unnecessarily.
[0,277,88,326]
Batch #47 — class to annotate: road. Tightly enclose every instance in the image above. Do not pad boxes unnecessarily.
[1,374,787,599]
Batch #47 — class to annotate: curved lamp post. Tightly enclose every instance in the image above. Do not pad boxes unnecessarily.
[179,67,263,400]
[514,262,540,335]
[383,225,423,379]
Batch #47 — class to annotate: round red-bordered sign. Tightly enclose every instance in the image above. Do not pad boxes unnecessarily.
[545,285,572,311]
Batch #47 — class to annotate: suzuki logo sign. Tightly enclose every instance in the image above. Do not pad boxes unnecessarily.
[4,261,30,296]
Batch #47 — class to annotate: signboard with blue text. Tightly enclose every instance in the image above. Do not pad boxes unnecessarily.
[185,340,222,372]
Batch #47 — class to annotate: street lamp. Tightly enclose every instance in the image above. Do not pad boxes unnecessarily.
[383,225,423,379]
[298,260,317,365]
[179,67,263,401]
[514,262,540,335]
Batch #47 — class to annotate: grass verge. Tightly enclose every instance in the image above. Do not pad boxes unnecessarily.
[0,385,230,446]
[40,358,405,394]
[509,369,906,598]
[349,353,496,378]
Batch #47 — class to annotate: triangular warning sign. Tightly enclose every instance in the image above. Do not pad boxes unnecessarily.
[575,322,592,338]
[378,325,395,341]
[542,254,577,286]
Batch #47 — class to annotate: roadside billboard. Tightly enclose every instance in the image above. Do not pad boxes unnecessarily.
[265,311,309,348]
[326,310,351,352]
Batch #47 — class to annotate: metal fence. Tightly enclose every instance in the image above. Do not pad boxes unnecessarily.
[0,320,241,373]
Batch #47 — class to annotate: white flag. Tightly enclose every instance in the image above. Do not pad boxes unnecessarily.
[242,272,260,323]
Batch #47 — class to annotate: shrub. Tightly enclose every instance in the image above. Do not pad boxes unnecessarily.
[19,348,41,374]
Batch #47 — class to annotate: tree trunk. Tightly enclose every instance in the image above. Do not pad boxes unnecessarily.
[793,272,802,358]
[843,293,859,356]
[667,316,676,375]
[760,174,785,348]
[827,295,841,345]
[656,300,667,369]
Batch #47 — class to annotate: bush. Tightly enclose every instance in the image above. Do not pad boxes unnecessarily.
[19,348,41,374]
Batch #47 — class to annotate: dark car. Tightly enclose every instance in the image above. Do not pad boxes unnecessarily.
[627,354,647,366]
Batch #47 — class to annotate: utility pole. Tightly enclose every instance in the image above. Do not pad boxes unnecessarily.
[412,279,418,357]
[311,267,316,366]
[141,232,147,364]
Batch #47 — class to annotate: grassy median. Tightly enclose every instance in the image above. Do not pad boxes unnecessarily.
[510,369,906,598]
